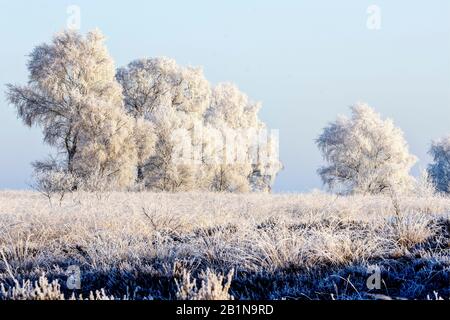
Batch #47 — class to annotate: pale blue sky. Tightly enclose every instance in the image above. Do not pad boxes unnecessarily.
[1,0,449,192]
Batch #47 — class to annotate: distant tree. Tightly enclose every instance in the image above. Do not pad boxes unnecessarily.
[427,136,450,194]
[316,103,417,195]
[6,30,149,190]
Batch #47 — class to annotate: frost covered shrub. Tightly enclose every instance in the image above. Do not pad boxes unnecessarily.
[0,275,119,300]
[176,268,234,300]
[31,159,77,204]
[0,276,65,300]
[316,103,416,195]
[413,170,437,198]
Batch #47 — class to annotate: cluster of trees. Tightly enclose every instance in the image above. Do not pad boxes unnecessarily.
[316,103,450,195]
[6,29,450,196]
[6,30,281,194]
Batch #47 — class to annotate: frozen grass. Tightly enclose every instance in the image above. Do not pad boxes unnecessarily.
[0,190,449,300]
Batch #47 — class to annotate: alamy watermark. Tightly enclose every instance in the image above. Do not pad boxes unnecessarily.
[66,5,81,31]
[170,125,280,166]
[366,265,381,290]
[367,5,381,30]
[66,265,81,290]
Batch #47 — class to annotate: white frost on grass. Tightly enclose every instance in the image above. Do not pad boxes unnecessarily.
[0,191,449,300]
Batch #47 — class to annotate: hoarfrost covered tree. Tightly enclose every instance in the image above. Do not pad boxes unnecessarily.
[6,30,149,190]
[117,57,210,191]
[427,136,450,194]
[316,103,416,195]
[117,59,281,192]
[205,83,282,192]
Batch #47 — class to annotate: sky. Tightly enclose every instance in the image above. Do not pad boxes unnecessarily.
[0,0,449,192]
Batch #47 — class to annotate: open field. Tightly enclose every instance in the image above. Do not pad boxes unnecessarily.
[0,191,449,300]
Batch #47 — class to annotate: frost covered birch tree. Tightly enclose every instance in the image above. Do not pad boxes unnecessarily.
[6,30,150,190]
[316,103,417,195]
[117,57,211,191]
[205,83,282,192]
[117,59,281,192]
[427,136,450,194]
